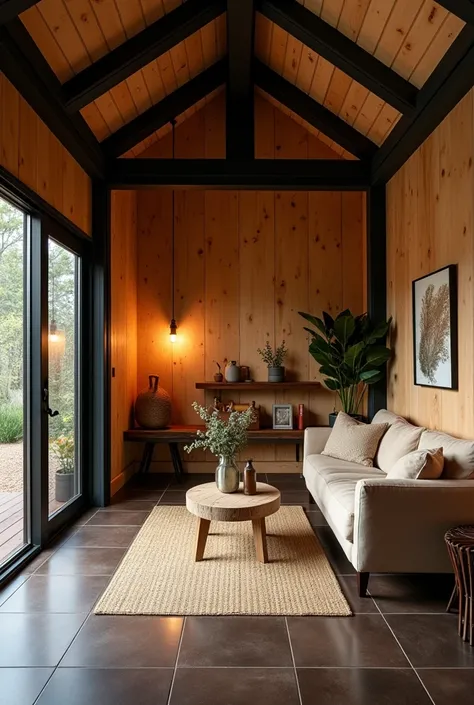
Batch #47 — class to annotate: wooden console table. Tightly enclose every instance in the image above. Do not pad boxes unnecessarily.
[123,425,305,481]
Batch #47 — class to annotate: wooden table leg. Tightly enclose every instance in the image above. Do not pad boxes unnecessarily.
[252,518,268,564]
[195,518,211,562]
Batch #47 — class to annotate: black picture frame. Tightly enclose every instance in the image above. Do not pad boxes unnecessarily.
[412,264,458,390]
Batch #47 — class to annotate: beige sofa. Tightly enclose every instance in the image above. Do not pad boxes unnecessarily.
[303,409,474,596]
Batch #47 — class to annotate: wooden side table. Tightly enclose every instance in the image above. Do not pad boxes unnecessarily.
[186,482,281,564]
[445,525,474,646]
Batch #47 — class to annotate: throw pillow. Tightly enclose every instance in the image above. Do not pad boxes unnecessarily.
[386,447,444,480]
[374,419,424,473]
[322,412,389,467]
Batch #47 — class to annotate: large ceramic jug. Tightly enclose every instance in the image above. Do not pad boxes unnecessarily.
[135,375,172,429]
[225,361,240,383]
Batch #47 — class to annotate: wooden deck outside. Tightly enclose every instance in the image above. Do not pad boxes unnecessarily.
[0,491,24,566]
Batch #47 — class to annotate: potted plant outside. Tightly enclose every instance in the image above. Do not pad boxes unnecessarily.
[299,309,391,425]
[52,434,75,502]
[257,340,288,382]
[185,402,255,493]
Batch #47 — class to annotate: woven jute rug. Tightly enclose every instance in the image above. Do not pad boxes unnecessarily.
[94,505,351,616]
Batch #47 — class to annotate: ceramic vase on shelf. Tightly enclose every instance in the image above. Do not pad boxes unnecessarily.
[135,374,172,429]
[268,366,285,383]
[216,455,240,493]
[225,361,241,383]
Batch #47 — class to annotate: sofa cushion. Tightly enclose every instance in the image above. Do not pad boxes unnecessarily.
[419,430,474,479]
[374,420,424,473]
[371,409,403,426]
[322,411,388,467]
[386,447,444,480]
[304,453,385,541]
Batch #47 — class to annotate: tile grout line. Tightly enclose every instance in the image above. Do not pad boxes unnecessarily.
[372,599,436,705]
[167,615,187,705]
[285,617,303,705]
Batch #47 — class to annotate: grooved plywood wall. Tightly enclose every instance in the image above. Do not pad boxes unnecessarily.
[111,190,138,493]
[135,94,366,473]
[387,88,474,438]
[0,74,91,235]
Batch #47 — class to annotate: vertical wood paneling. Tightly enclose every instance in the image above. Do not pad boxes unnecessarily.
[387,88,474,438]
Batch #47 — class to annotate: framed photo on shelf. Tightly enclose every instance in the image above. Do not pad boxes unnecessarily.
[272,404,293,430]
[412,264,458,389]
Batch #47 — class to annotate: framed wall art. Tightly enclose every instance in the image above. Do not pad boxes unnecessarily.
[272,404,293,430]
[412,265,458,389]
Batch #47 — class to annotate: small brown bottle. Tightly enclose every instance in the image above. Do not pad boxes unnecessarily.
[243,459,257,495]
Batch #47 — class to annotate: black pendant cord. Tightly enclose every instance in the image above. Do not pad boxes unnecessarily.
[171,118,176,330]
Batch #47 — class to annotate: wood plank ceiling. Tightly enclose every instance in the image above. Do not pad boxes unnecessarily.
[18,0,464,158]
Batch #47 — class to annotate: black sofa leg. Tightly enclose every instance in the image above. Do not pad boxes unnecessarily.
[357,572,370,597]
[308,493,316,505]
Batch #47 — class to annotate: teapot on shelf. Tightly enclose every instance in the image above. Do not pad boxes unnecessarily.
[224,360,240,383]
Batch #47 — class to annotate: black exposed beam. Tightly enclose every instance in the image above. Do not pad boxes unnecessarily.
[0,0,38,25]
[435,0,474,25]
[103,61,226,158]
[255,60,376,161]
[0,20,105,178]
[62,0,226,113]
[106,159,370,190]
[258,0,418,115]
[372,25,474,185]
[226,0,255,159]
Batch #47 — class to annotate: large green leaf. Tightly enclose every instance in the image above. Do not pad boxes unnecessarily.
[366,318,392,343]
[298,312,327,336]
[319,365,339,379]
[334,313,356,347]
[335,309,351,320]
[324,378,341,391]
[303,326,318,338]
[344,341,365,369]
[309,336,332,356]
[364,346,391,367]
[359,369,384,383]
[322,311,334,332]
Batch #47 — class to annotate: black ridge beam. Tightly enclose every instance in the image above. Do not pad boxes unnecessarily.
[62,0,226,113]
[258,0,418,115]
[255,60,376,161]
[226,0,255,159]
[0,0,38,24]
[0,19,104,178]
[103,60,226,158]
[372,25,474,185]
[435,0,474,25]
[106,159,370,190]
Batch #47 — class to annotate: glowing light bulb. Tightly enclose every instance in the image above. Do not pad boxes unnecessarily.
[170,333,177,343]
[49,320,59,343]
[49,333,59,343]
[169,318,177,343]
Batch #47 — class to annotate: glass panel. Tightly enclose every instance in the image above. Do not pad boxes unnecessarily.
[48,239,80,518]
[0,197,27,565]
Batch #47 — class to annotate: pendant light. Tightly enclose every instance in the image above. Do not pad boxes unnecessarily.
[49,273,65,357]
[169,117,177,343]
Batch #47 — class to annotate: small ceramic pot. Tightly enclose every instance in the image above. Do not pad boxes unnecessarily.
[55,472,74,503]
[214,372,224,382]
[268,366,285,383]
[329,412,366,427]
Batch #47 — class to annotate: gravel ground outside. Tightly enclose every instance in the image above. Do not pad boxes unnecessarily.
[0,442,59,496]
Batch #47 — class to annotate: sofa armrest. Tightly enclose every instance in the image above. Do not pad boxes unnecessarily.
[353,478,474,573]
[304,427,331,459]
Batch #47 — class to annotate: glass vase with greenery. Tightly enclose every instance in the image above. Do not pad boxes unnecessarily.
[185,402,255,493]
[299,309,391,418]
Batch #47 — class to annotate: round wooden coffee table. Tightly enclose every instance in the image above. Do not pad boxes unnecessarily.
[186,482,281,564]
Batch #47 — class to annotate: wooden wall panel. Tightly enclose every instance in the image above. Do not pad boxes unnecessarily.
[386,88,474,438]
[133,95,366,473]
[0,74,92,235]
[111,190,138,494]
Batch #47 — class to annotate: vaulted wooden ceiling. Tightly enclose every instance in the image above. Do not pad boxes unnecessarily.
[0,0,473,186]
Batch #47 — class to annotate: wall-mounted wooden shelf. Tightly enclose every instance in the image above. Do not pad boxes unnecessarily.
[195,381,321,390]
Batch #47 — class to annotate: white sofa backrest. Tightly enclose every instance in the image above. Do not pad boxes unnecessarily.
[371,410,424,473]
[419,430,474,480]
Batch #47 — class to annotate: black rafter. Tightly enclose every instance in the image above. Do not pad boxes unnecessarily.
[106,159,370,190]
[255,60,376,161]
[102,61,226,158]
[258,0,418,115]
[61,0,226,113]
[226,0,255,159]
[0,19,104,178]
[372,25,474,185]
[0,0,38,25]
[435,0,474,24]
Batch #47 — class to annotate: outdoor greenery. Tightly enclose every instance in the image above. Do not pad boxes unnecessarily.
[257,340,288,368]
[184,402,255,459]
[51,434,75,474]
[299,309,392,416]
[0,197,76,454]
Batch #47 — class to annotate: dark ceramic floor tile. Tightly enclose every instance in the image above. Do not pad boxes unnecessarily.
[303,509,328,527]
[370,574,453,614]
[0,613,85,666]
[106,498,158,511]
[314,526,355,575]
[386,614,474,668]
[288,614,408,667]
[61,615,183,667]
[123,489,165,501]
[266,474,306,489]
[169,668,300,705]
[63,525,140,548]
[178,616,292,667]
[168,474,214,490]
[37,668,173,705]
[159,491,187,505]
[0,575,109,613]
[298,668,432,705]
[0,574,29,606]
[418,668,474,705]
[35,547,127,575]
[74,508,100,525]
[338,576,378,614]
[0,668,53,705]
[85,510,151,526]
[128,473,171,490]
[20,550,56,574]
[280,490,314,507]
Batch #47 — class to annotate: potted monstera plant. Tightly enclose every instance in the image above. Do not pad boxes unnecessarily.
[299,309,392,425]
